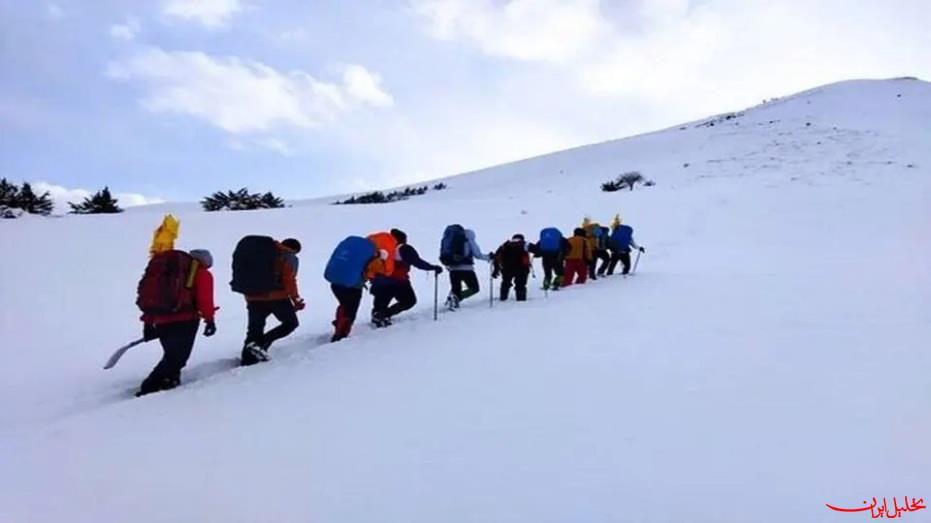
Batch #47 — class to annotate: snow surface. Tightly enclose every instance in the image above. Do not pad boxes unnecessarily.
[1,78,930,522]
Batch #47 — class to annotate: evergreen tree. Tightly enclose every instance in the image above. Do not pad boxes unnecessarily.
[69,186,123,214]
[259,192,285,209]
[17,182,54,216]
[201,188,286,211]
[0,178,20,218]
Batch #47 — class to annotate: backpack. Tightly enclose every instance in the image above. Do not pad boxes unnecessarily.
[610,225,634,251]
[230,235,280,294]
[592,226,608,250]
[324,236,377,288]
[440,224,470,266]
[538,227,563,253]
[498,240,530,270]
[136,250,197,315]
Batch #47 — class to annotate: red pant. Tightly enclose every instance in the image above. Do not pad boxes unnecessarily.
[563,259,588,286]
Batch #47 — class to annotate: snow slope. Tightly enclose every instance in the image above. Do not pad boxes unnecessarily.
[1,78,930,522]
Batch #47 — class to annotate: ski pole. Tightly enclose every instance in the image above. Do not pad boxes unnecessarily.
[632,249,642,275]
[433,272,439,321]
[103,337,147,370]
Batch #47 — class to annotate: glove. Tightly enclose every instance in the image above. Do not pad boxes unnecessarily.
[487,252,496,260]
[143,323,157,341]
[492,269,501,279]
[639,246,646,253]
[433,266,444,275]
[203,321,217,337]
[293,298,306,311]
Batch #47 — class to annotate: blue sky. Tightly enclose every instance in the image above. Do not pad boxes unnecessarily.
[1,0,928,207]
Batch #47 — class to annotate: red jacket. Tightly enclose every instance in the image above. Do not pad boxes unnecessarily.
[142,266,216,325]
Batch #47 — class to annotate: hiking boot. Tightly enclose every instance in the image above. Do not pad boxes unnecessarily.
[445,294,460,310]
[241,342,269,366]
[135,376,179,397]
[371,313,392,328]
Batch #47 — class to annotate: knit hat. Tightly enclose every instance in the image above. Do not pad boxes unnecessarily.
[189,249,214,268]
[511,233,525,242]
[282,238,301,253]
[390,228,408,244]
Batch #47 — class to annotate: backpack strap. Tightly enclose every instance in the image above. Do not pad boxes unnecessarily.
[185,259,200,289]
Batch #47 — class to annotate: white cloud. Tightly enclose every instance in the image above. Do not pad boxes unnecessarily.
[342,65,394,107]
[580,5,724,98]
[46,3,65,19]
[228,137,296,156]
[107,47,393,135]
[32,182,165,212]
[110,17,142,41]
[410,0,610,63]
[275,28,308,43]
[162,0,242,28]
[256,137,294,156]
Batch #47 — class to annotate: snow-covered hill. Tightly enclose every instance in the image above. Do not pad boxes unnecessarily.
[2,78,930,523]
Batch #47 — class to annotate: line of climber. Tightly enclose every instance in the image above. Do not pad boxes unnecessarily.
[129,214,644,396]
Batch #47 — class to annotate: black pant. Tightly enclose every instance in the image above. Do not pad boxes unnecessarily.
[331,284,363,340]
[139,320,199,394]
[500,270,529,301]
[594,249,611,276]
[245,299,298,351]
[384,280,417,318]
[450,270,480,300]
[370,284,396,319]
[607,250,632,275]
[540,252,564,283]
[589,249,610,278]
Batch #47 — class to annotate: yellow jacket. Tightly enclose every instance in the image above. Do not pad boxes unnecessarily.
[566,236,591,261]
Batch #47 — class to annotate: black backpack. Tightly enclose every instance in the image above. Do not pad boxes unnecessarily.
[230,236,280,294]
[440,224,470,266]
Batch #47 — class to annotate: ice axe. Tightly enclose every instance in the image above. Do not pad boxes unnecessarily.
[103,337,147,370]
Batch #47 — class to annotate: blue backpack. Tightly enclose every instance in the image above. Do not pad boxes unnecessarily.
[324,236,377,287]
[440,224,470,266]
[538,227,563,253]
[610,225,633,251]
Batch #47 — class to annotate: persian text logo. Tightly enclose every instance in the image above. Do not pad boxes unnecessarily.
[826,497,925,519]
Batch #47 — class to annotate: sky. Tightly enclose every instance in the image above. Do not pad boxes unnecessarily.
[0,0,928,207]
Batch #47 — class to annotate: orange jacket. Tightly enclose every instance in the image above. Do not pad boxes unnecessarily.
[245,243,301,302]
[365,257,387,281]
[565,236,591,261]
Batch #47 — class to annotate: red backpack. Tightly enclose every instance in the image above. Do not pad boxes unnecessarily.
[136,250,198,315]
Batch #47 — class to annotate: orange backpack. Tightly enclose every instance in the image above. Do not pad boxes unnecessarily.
[365,232,398,279]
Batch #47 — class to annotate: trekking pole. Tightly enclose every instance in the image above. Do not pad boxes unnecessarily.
[489,260,494,309]
[632,250,642,275]
[433,272,439,321]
